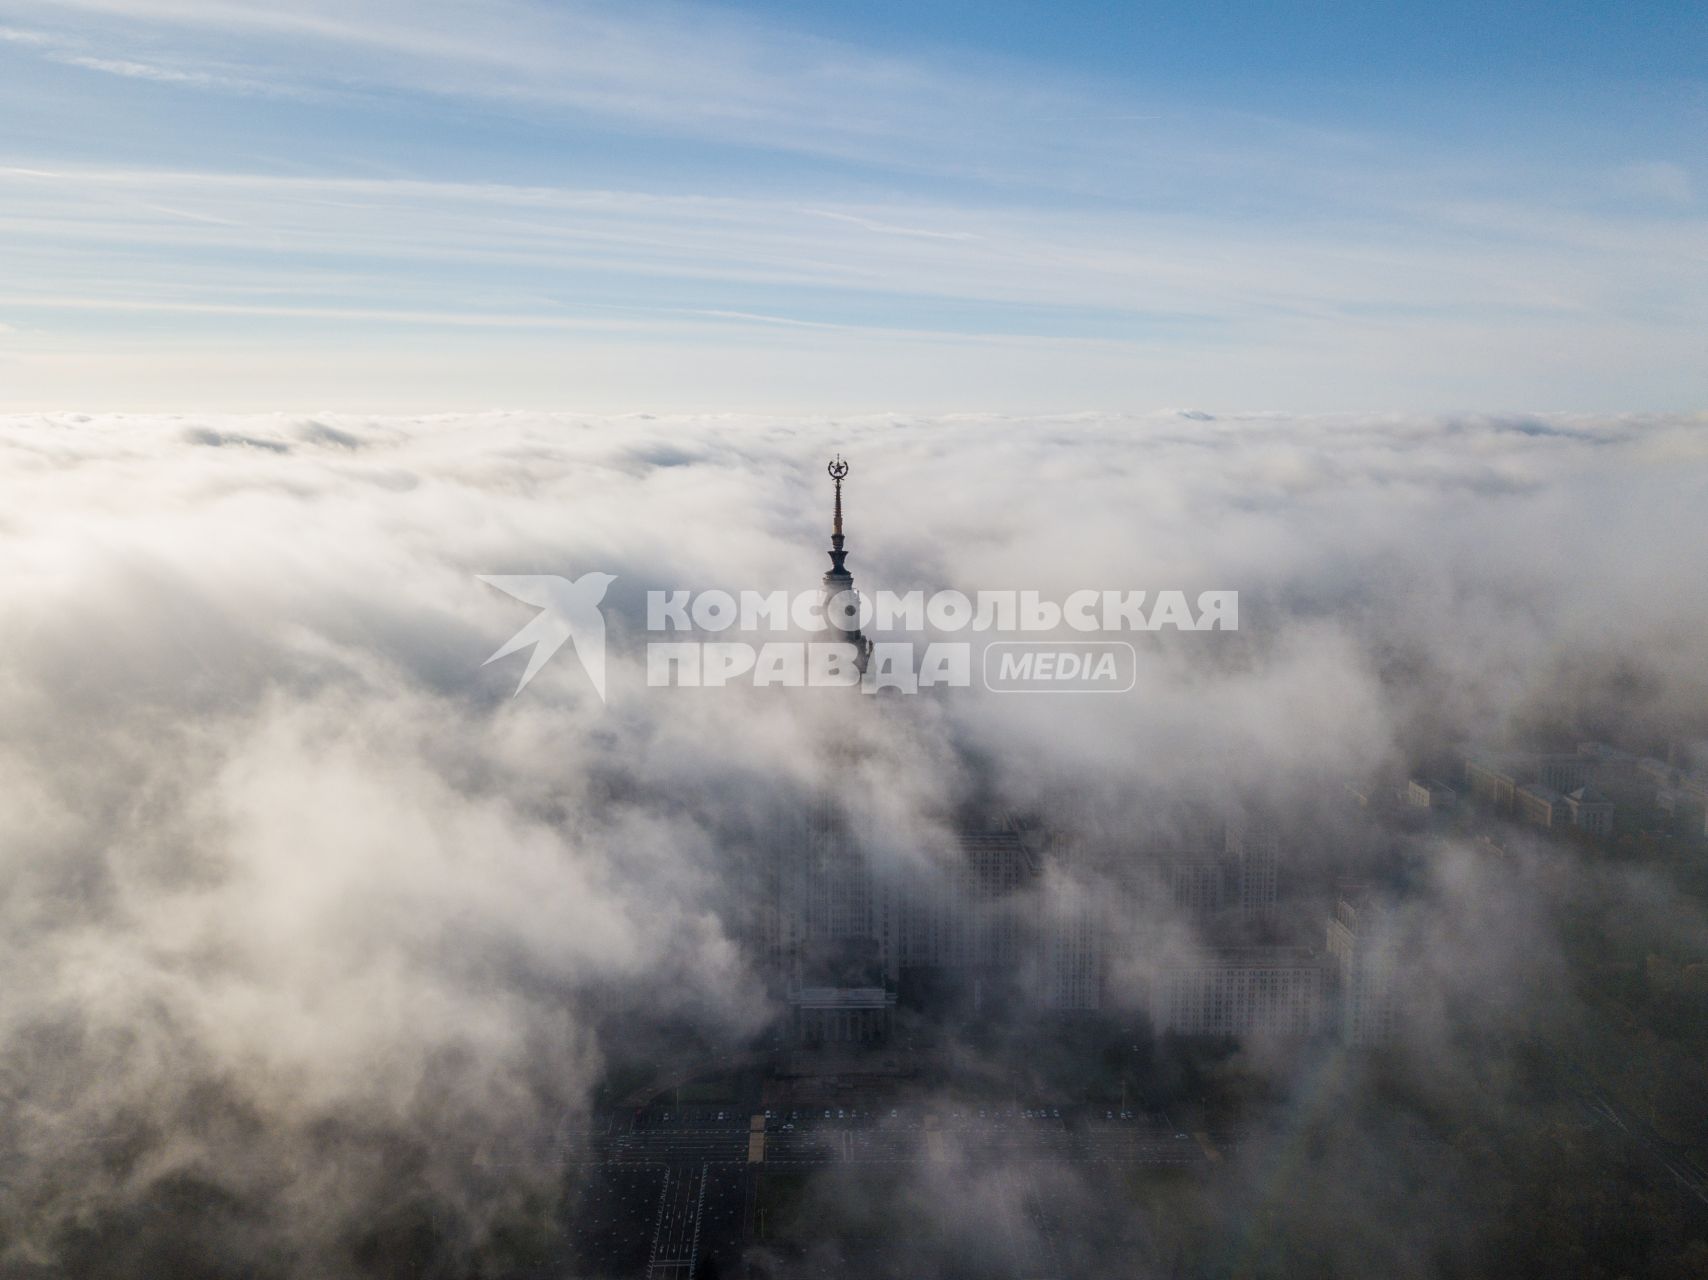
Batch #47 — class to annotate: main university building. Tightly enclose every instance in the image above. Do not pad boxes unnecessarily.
[751,460,1394,1049]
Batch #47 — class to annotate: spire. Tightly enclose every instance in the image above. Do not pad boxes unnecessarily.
[821,455,870,675]
[827,454,850,579]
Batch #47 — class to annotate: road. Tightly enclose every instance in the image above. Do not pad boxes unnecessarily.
[1570,1064,1708,1210]
[563,1103,1210,1277]
[644,1163,705,1279]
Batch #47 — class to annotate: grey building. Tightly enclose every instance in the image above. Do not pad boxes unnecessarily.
[1561,785,1614,835]
[1326,894,1397,1046]
[1148,947,1328,1037]
[1406,778,1457,809]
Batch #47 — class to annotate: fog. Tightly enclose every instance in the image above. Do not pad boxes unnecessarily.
[2,409,1706,1276]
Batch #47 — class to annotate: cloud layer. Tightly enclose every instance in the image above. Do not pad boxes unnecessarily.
[1,409,1706,1274]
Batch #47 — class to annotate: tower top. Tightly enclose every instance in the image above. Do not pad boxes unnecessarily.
[827,455,849,573]
[820,453,871,676]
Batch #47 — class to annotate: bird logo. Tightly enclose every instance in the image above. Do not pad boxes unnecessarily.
[478,572,617,700]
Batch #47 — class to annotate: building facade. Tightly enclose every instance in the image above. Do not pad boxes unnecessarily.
[1561,786,1614,835]
[1516,782,1563,828]
[1465,756,1520,812]
[1407,778,1457,809]
[1326,895,1397,1046]
[1148,948,1327,1037]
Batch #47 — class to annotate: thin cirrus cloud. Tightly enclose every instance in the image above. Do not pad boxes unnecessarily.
[0,0,1701,409]
[0,0,1087,172]
[0,164,1701,408]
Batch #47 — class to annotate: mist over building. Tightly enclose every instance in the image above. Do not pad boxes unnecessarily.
[2,412,1706,1279]
[749,464,1374,1061]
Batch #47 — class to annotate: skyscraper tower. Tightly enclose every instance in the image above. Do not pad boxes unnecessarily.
[822,456,873,676]
[772,457,892,1035]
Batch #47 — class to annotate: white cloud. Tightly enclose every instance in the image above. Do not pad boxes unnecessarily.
[0,0,1108,177]
[0,165,1703,410]
[1,409,1706,1270]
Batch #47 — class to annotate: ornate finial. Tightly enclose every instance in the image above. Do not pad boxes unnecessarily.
[828,455,847,547]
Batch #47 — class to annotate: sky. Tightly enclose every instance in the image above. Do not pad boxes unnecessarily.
[0,0,1703,411]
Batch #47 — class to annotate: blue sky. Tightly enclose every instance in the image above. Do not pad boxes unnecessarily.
[0,0,1702,411]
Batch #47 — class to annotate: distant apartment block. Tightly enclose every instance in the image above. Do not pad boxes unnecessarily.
[1464,756,1520,812]
[790,985,896,1045]
[1516,782,1564,828]
[1224,818,1281,920]
[1326,895,1397,1046]
[1159,855,1229,918]
[1344,780,1376,809]
[1635,757,1708,824]
[1656,783,1708,830]
[1036,884,1104,1011]
[1464,750,1613,835]
[1148,948,1327,1038]
[1535,753,1590,792]
[1143,817,1282,922]
[1561,786,1614,835]
[1406,778,1457,809]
